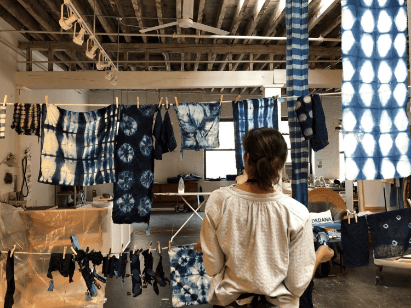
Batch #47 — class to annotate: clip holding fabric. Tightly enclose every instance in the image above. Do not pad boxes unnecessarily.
[220,95,223,106]
[3,95,7,107]
[63,246,66,259]
[71,247,77,255]
[115,97,119,109]
[157,241,162,255]
[158,97,163,108]
[174,97,179,108]
[10,245,16,257]
[168,240,171,251]
[120,244,123,257]
[165,97,169,110]
[137,97,140,109]
[148,241,152,254]
[233,95,241,104]
[45,95,49,108]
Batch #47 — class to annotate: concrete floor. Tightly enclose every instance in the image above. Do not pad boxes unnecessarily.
[104,212,411,308]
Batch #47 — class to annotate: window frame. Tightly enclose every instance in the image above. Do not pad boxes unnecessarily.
[204,117,236,180]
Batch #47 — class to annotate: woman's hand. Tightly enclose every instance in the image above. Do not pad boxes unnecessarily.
[316,245,334,263]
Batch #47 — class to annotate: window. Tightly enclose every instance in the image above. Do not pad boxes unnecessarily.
[204,119,237,179]
[339,132,345,180]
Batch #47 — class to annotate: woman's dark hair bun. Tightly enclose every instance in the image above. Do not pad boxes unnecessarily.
[243,128,287,191]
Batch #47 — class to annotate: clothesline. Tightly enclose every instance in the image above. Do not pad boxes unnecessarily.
[0,247,170,256]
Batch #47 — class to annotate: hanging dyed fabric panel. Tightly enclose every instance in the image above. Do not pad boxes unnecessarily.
[174,102,221,153]
[0,105,6,139]
[11,103,41,136]
[232,97,279,170]
[286,0,310,206]
[169,245,211,307]
[341,0,411,180]
[113,105,161,224]
[38,104,117,186]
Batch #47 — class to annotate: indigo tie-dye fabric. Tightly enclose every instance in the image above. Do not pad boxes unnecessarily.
[0,106,6,139]
[311,94,329,152]
[11,103,41,136]
[113,105,161,224]
[232,97,279,170]
[341,0,411,180]
[295,96,313,140]
[286,0,309,206]
[38,104,117,186]
[174,102,221,152]
[169,245,211,307]
[368,208,411,259]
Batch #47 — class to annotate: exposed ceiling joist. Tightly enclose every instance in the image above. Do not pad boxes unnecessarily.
[154,0,166,44]
[130,0,147,43]
[109,0,132,42]
[176,0,182,43]
[308,0,340,32]
[86,0,118,42]
[194,0,206,44]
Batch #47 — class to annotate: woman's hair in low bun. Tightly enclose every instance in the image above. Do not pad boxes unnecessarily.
[243,128,287,191]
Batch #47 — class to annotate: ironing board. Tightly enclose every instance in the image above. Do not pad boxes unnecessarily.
[154,192,211,244]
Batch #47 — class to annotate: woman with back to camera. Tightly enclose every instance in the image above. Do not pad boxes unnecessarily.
[200,127,318,308]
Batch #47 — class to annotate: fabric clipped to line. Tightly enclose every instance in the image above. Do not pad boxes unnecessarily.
[0,105,6,139]
[11,103,41,137]
[295,94,329,152]
[341,216,369,267]
[38,104,117,186]
[113,105,162,225]
[169,244,211,307]
[341,0,411,180]
[174,101,221,157]
[232,97,280,170]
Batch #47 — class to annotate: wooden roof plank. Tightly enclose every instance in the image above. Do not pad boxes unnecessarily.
[109,0,132,42]
[308,0,340,32]
[86,0,118,42]
[130,0,147,43]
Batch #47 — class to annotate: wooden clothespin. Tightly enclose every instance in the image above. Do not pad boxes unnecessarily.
[168,240,171,251]
[310,89,316,96]
[273,95,279,100]
[354,212,358,223]
[408,199,411,207]
[148,241,152,254]
[233,95,241,104]
[220,95,223,106]
[63,246,67,259]
[10,245,16,257]
[120,244,124,256]
[115,97,119,109]
[347,213,350,225]
[71,247,77,255]
[174,97,179,108]
[3,95,7,107]
[165,97,169,109]
[137,97,140,109]
[157,241,161,254]
[108,248,111,256]
[158,97,163,108]
[133,244,138,253]
[45,95,49,108]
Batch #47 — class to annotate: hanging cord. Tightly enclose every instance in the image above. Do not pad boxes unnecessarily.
[21,155,29,197]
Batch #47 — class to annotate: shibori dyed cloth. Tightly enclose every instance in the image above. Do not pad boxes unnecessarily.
[113,105,162,224]
[169,245,211,307]
[341,0,411,180]
[174,102,221,153]
[0,105,6,139]
[368,208,411,259]
[232,97,280,170]
[11,103,41,136]
[38,104,117,186]
[286,0,310,206]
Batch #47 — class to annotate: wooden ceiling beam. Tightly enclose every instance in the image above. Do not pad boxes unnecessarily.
[154,0,166,44]
[130,0,147,43]
[109,0,132,43]
[70,0,97,38]
[18,42,342,56]
[86,0,117,42]
[308,0,340,32]
[176,0,182,43]
[194,0,206,44]
[0,4,36,41]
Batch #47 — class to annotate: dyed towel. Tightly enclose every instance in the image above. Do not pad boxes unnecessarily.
[169,245,211,307]
[232,97,279,170]
[295,96,313,140]
[38,104,117,186]
[341,0,411,180]
[113,105,161,224]
[161,110,177,153]
[286,0,309,206]
[341,216,369,267]
[311,94,329,152]
[174,102,221,152]
[11,103,41,136]
[0,106,6,139]
[368,208,411,259]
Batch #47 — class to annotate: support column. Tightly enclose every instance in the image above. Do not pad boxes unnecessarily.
[48,49,54,71]
[26,48,32,72]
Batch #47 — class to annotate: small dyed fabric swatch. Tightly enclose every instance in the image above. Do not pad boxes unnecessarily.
[38,104,117,186]
[11,103,41,136]
[368,208,411,259]
[169,245,211,307]
[0,106,6,139]
[174,102,221,151]
[341,216,369,267]
[295,95,314,140]
[113,105,162,224]
[310,94,329,152]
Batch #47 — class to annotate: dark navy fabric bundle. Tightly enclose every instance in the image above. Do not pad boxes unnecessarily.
[311,94,329,152]
[368,208,411,259]
[341,216,369,267]
[295,96,314,140]
[154,109,177,160]
[11,103,41,136]
[232,97,279,170]
[113,105,161,224]
[38,104,117,186]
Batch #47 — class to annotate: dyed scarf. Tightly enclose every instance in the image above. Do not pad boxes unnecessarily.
[0,106,6,139]
[11,103,41,136]
[286,0,309,206]
[232,97,279,170]
[341,0,411,180]
[113,105,161,224]
[38,104,117,186]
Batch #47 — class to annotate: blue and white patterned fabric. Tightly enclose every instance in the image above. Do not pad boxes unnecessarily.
[0,106,6,139]
[232,97,279,170]
[38,104,117,186]
[169,245,211,307]
[286,0,310,206]
[113,105,161,224]
[341,0,411,180]
[174,102,221,152]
